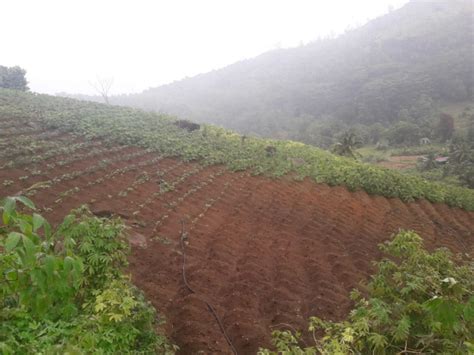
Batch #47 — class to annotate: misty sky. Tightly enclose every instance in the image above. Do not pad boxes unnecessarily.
[2,0,409,95]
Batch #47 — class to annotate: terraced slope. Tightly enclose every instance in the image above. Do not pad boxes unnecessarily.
[2,89,474,210]
[1,124,472,354]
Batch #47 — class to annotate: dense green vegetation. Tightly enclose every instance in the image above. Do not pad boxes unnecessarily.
[65,1,473,150]
[0,196,175,353]
[1,89,474,210]
[356,117,474,189]
[0,66,28,92]
[412,138,474,189]
[445,135,474,188]
[259,230,474,354]
[383,119,474,189]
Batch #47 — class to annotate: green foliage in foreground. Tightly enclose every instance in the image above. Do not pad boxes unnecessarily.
[0,196,176,354]
[1,89,474,211]
[259,231,474,354]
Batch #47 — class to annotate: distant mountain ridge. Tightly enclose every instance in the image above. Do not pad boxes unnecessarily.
[61,0,473,146]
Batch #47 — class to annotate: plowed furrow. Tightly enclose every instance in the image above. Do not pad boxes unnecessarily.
[129,176,473,354]
[2,128,472,355]
[0,145,134,196]
[31,152,160,222]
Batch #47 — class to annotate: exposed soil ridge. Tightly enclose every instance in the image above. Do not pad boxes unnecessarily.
[1,134,472,353]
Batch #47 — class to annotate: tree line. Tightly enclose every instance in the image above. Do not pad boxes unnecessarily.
[0,65,28,91]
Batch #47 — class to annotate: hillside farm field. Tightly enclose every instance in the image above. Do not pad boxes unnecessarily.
[377,155,422,170]
[1,111,473,353]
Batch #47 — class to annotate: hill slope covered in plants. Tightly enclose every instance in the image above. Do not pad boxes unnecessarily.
[65,0,473,148]
[2,89,474,210]
[1,89,473,352]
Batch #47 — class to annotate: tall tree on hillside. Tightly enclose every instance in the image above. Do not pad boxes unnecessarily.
[387,121,422,145]
[367,123,386,145]
[0,65,29,91]
[436,113,454,142]
[447,139,474,188]
[90,76,113,104]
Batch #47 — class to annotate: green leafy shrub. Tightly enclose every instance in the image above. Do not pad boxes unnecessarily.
[0,196,82,321]
[259,231,474,355]
[58,206,129,290]
[0,196,176,354]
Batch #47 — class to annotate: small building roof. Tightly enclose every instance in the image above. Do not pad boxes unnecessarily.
[435,156,449,163]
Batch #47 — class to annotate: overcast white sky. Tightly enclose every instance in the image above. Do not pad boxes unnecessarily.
[2,0,409,95]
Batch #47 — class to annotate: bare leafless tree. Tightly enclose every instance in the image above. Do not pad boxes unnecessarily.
[90,76,113,104]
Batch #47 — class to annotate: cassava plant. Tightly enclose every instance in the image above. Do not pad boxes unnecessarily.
[0,196,83,320]
[259,230,474,354]
[0,197,176,354]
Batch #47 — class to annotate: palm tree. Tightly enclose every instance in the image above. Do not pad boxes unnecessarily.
[332,132,362,159]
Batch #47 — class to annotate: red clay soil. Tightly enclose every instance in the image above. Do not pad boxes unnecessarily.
[1,131,473,354]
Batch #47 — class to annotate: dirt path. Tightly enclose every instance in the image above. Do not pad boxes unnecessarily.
[377,155,422,170]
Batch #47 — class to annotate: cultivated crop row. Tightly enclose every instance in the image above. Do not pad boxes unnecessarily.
[116,160,184,199]
[151,167,228,233]
[0,126,42,137]
[3,145,127,185]
[188,172,246,231]
[132,163,206,219]
[0,135,64,161]
[24,149,155,198]
[2,89,474,211]
[1,140,103,169]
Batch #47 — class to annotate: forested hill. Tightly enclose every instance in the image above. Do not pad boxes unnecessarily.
[63,0,473,147]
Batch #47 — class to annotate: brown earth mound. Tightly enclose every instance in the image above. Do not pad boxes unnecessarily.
[1,129,473,354]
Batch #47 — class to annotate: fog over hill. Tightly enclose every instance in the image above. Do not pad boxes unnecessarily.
[61,0,473,147]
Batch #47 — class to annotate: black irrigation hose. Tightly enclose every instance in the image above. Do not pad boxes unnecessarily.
[179,219,238,355]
